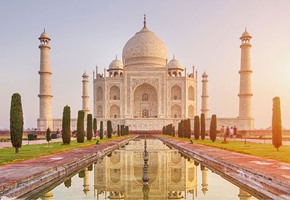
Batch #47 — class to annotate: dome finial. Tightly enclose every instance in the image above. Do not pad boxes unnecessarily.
[143,14,147,28]
[44,28,46,33]
[245,27,247,32]
[116,54,118,60]
[173,54,175,59]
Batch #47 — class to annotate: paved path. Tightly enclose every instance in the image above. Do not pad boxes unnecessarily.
[228,137,290,146]
[157,136,290,199]
[0,138,76,148]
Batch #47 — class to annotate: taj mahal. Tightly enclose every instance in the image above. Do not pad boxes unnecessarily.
[37,16,254,132]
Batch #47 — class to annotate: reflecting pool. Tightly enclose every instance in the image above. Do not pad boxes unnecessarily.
[30,139,258,199]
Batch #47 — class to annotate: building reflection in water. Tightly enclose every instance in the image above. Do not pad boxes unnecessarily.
[36,139,257,200]
[93,139,197,199]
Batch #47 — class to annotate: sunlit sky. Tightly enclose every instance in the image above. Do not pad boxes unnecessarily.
[1,0,290,130]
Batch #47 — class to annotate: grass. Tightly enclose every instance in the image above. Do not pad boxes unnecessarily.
[0,136,128,166]
[162,135,290,163]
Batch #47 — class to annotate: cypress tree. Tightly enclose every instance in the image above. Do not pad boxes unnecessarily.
[87,114,93,140]
[272,97,282,151]
[194,116,200,140]
[117,125,120,136]
[100,121,104,139]
[10,93,23,154]
[62,105,71,144]
[172,126,175,137]
[107,120,112,138]
[46,127,51,145]
[169,124,173,136]
[178,122,181,137]
[93,118,97,138]
[121,125,124,136]
[76,110,85,143]
[210,114,217,142]
[200,113,206,140]
[181,120,185,138]
[187,118,191,139]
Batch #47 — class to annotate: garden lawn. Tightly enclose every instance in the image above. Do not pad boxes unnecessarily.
[163,135,290,163]
[0,136,127,166]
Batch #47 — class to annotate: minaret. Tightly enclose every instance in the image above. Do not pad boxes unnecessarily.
[201,165,208,195]
[83,167,90,196]
[201,72,209,118]
[38,30,53,131]
[238,28,253,119]
[82,71,90,117]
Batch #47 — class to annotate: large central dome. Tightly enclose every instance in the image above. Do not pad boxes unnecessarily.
[122,19,168,67]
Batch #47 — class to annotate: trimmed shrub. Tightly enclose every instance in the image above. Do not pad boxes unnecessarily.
[99,121,104,139]
[194,116,200,140]
[10,93,23,153]
[46,128,51,143]
[87,114,93,140]
[117,125,120,136]
[28,132,37,140]
[121,125,124,136]
[93,118,97,138]
[272,96,282,151]
[172,126,175,137]
[180,120,185,138]
[62,105,71,144]
[187,118,191,139]
[77,110,85,143]
[200,113,205,140]
[210,114,217,142]
[107,120,112,138]
[51,133,57,139]
[178,122,181,137]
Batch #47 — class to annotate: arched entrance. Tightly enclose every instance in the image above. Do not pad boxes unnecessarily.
[133,83,158,118]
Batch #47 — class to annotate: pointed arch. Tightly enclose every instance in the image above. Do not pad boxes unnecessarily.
[188,86,195,101]
[97,105,103,117]
[96,87,103,101]
[171,85,181,100]
[110,105,120,118]
[171,104,181,118]
[188,105,195,118]
[110,85,120,100]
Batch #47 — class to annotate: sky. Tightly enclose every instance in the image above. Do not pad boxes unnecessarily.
[0,0,290,130]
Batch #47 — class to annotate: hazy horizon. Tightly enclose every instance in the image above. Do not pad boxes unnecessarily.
[1,1,290,130]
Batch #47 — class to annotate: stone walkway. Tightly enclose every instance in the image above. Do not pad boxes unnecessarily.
[0,138,65,148]
[156,136,290,200]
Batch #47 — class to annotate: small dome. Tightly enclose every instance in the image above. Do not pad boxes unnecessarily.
[109,57,123,70]
[202,71,208,78]
[168,55,183,70]
[39,30,50,40]
[241,28,252,38]
[242,31,251,37]
[82,71,89,78]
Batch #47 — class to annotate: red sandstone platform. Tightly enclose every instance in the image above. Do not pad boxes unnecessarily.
[0,136,137,199]
[157,136,290,199]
